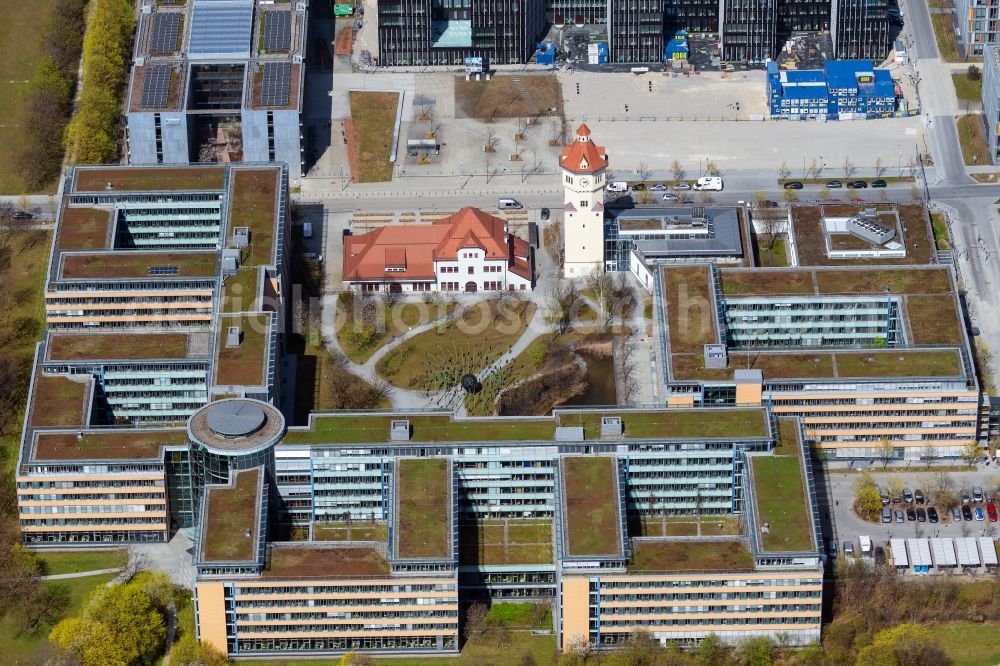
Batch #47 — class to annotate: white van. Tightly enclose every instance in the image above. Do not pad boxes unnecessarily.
[693,176,723,191]
[302,222,313,239]
[498,198,523,210]
[606,181,628,193]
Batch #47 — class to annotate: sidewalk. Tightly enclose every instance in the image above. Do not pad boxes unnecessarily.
[38,567,121,581]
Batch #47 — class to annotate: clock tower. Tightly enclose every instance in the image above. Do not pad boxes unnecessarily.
[559,124,607,277]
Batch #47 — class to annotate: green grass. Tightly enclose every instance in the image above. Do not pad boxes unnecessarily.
[459,519,553,565]
[48,332,191,361]
[336,297,457,364]
[559,408,769,439]
[930,213,951,250]
[932,13,965,62]
[223,267,259,313]
[285,413,556,445]
[562,456,622,556]
[661,265,715,352]
[396,458,450,559]
[215,313,270,386]
[958,114,990,166]
[629,539,753,572]
[756,237,788,267]
[228,168,279,266]
[0,0,58,193]
[0,572,117,663]
[934,622,1000,666]
[751,450,813,552]
[953,73,983,102]
[36,549,126,576]
[313,521,388,542]
[203,468,261,562]
[74,166,226,192]
[486,602,552,629]
[349,91,399,182]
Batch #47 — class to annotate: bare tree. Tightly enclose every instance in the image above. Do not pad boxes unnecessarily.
[670,159,684,181]
[547,282,579,336]
[778,161,791,180]
[119,550,150,583]
[842,156,856,179]
[586,268,615,328]
[705,160,720,176]
[877,437,895,469]
[515,118,529,140]
[483,127,498,153]
[464,602,489,643]
[636,161,652,186]
[758,214,785,251]
[381,284,403,308]
[874,155,887,178]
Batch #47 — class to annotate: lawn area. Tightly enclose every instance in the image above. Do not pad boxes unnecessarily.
[953,72,983,102]
[789,203,935,266]
[0,572,117,663]
[636,516,741,537]
[36,549,126,575]
[228,168,279,265]
[958,114,990,165]
[934,621,1000,666]
[459,519,553,565]
[313,521,387,542]
[930,212,951,250]
[932,13,964,62]
[74,166,226,192]
[486,602,552,629]
[906,294,963,345]
[751,447,813,552]
[348,91,399,182]
[454,74,562,119]
[562,456,622,556]
[48,332,190,361]
[375,299,535,390]
[336,296,457,364]
[558,408,768,439]
[396,458,450,559]
[202,468,261,562]
[755,237,788,267]
[0,0,57,193]
[29,375,89,428]
[283,412,557,445]
[661,265,716,353]
[215,313,271,386]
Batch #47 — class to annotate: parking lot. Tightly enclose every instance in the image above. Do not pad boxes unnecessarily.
[826,468,1000,546]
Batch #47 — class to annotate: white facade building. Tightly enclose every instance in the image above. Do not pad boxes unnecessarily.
[561,124,608,277]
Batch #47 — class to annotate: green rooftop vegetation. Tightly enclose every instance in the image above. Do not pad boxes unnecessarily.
[396,458,451,560]
[635,516,741,538]
[459,519,553,566]
[33,429,188,461]
[312,521,387,542]
[57,208,111,250]
[562,456,622,557]
[264,546,389,578]
[202,468,261,562]
[222,266,259,313]
[628,539,754,572]
[719,270,816,297]
[228,168,279,266]
[215,314,270,386]
[661,265,717,353]
[906,294,963,345]
[30,375,89,428]
[558,408,769,439]
[773,417,801,456]
[48,333,191,361]
[834,350,963,378]
[59,251,218,279]
[74,166,226,192]
[751,448,814,553]
[719,266,953,297]
[283,413,556,445]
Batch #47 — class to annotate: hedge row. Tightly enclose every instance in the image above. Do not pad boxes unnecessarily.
[15,0,86,190]
[64,0,135,165]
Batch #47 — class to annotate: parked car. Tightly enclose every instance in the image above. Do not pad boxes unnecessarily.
[783,181,804,190]
[633,183,646,191]
[11,210,32,220]
[843,541,855,557]
[974,486,984,503]
[914,489,925,504]
[963,505,974,521]
[906,508,917,521]
[673,183,692,191]
[828,540,839,558]
[952,507,962,521]
[649,183,668,191]
[825,180,843,189]
[895,509,905,523]
[847,180,869,189]
[871,179,888,188]
[874,546,887,566]
[881,507,892,523]
[976,507,986,521]
[540,208,550,220]
[916,508,926,522]
[962,490,972,505]
[988,502,998,522]
[880,487,890,506]
[928,507,939,523]
[903,488,914,504]
[891,490,902,504]
[661,193,679,201]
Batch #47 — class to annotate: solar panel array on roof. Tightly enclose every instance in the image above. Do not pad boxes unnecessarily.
[263,11,291,52]
[261,62,290,107]
[140,65,172,109]
[188,0,254,59]
[151,12,182,54]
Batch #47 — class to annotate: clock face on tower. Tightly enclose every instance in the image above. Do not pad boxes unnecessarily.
[580,177,590,187]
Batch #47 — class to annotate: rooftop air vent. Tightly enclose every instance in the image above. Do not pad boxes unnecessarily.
[390,420,411,441]
[555,426,584,442]
[233,226,250,248]
[226,326,242,348]
[601,416,623,437]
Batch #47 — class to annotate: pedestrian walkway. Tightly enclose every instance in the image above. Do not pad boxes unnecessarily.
[38,567,121,581]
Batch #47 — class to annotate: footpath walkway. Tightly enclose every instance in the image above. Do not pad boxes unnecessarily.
[38,567,121,581]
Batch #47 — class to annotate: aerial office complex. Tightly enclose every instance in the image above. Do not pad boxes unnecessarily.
[19,163,824,658]
[125,0,308,180]
[653,203,985,460]
[954,0,1000,57]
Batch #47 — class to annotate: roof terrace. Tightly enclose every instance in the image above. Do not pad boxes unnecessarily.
[750,421,814,553]
[459,519,553,566]
[57,208,112,251]
[215,314,271,387]
[33,429,188,461]
[30,375,91,428]
[395,458,451,560]
[59,251,218,280]
[264,545,390,578]
[201,467,262,563]
[627,539,754,573]
[73,166,226,192]
[561,456,623,558]
[47,332,195,362]
[228,168,280,267]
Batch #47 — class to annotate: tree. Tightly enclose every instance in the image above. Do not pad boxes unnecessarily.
[50,617,129,666]
[817,186,831,201]
[886,477,905,504]
[670,159,684,181]
[855,623,949,666]
[877,437,895,468]
[464,602,488,642]
[778,161,791,179]
[737,636,774,666]
[909,182,922,201]
[758,214,785,251]
[874,155,886,178]
[602,630,665,666]
[586,268,615,328]
[697,634,729,665]
[168,634,229,666]
[339,652,376,666]
[381,284,403,308]
[842,156,856,178]
[483,127,498,153]
[969,64,982,81]
[706,160,720,176]
[855,485,883,520]
[961,440,982,467]
[783,189,799,203]
[637,161,651,185]
[755,191,768,207]
[547,282,580,336]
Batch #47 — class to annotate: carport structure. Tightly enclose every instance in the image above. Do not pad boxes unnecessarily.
[930,538,957,569]
[907,538,931,573]
[980,537,998,570]
[889,538,908,570]
[955,537,980,570]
